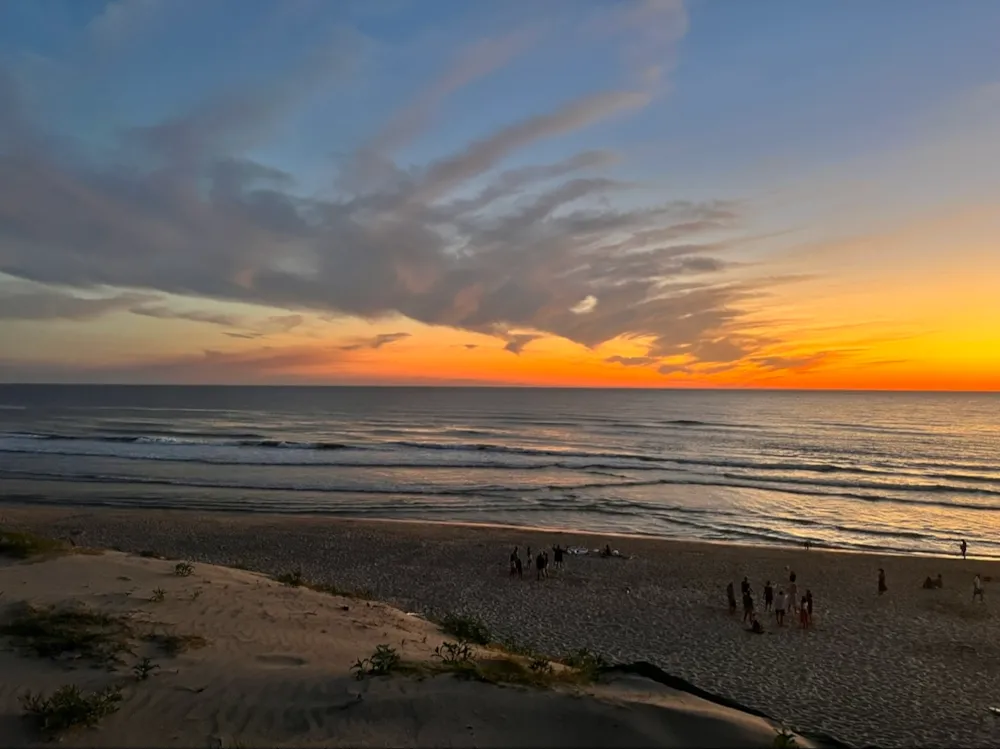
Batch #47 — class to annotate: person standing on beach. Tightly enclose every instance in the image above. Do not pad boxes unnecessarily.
[553,545,564,570]
[741,576,751,598]
[878,568,887,595]
[804,590,814,628]
[799,595,809,628]
[775,588,786,626]
[973,574,984,602]
[726,582,737,615]
[787,572,798,615]
[510,547,519,577]
[742,588,755,623]
[764,580,774,611]
[960,539,968,559]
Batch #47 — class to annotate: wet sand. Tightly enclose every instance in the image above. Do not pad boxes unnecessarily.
[3,505,999,747]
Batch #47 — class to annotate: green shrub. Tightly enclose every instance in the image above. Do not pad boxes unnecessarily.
[440,613,492,645]
[21,684,123,734]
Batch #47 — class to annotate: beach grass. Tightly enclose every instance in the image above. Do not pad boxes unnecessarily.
[0,528,69,559]
[20,683,124,735]
[275,567,373,600]
[0,603,134,667]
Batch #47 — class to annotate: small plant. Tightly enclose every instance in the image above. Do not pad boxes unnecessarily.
[529,657,554,674]
[20,684,123,734]
[150,588,166,603]
[440,613,492,645]
[133,657,159,681]
[189,589,203,601]
[174,562,194,577]
[773,727,798,748]
[276,568,304,587]
[351,644,401,680]
[560,648,607,678]
[433,640,474,666]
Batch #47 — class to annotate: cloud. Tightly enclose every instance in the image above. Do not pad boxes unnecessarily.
[0,344,344,385]
[224,331,263,340]
[87,0,164,48]
[503,333,540,355]
[347,29,537,191]
[606,355,657,367]
[0,5,783,373]
[340,332,411,351]
[0,289,152,320]
[130,304,243,327]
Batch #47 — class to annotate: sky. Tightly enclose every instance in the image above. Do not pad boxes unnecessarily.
[0,0,998,390]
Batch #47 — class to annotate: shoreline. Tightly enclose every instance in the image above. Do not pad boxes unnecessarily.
[0,496,988,563]
[4,503,1000,747]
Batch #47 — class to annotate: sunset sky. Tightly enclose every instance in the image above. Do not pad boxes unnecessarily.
[0,0,998,389]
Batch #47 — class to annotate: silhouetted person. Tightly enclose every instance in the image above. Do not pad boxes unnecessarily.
[799,596,809,628]
[741,576,751,597]
[742,589,755,623]
[804,590,814,627]
[726,582,737,615]
[960,540,968,559]
[878,568,887,595]
[515,556,523,579]
[552,545,565,569]
[603,544,613,557]
[935,573,943,589]
[535,552,546,580]
[787,572,798,614]
[764,580,774,611]
[973,574,984,602]
[749,612,764,634]
[509,547,519,576]
[775,588,787,627]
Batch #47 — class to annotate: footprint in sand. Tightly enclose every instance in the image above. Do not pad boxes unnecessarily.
[255,654,308,667]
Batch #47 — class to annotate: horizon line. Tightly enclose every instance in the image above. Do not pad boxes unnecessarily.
[1,382,997,394]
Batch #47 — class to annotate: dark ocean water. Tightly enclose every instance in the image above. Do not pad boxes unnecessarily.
[1,385,998,557]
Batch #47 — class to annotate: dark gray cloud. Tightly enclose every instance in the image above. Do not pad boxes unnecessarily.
[0,19,777,372]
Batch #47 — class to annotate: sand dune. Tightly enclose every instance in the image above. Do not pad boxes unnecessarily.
[0,546,811,748]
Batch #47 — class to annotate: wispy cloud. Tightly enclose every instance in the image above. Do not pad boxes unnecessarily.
[339,332,411,351]
[0,1,797,377]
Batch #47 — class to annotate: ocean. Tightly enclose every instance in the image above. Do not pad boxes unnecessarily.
[0,385,997,558]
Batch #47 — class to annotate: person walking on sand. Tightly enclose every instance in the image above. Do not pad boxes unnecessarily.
[799,595,809,628]
[775,588,787,627]
[878,568,888,596]
[726,581,737,615]
[787,572,798,615]
[804,590,814,628]
[973,574,984,602]
[960,539,968,559]
[509,547,519,577]
[764,580,774,612]
[741,576,751,597]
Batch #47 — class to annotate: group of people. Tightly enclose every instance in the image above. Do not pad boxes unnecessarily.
[508,544,566,580]
[881,567,985,601]
[727,570,813,633]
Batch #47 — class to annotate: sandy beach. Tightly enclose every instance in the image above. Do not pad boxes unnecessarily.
[3,505,999,748]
